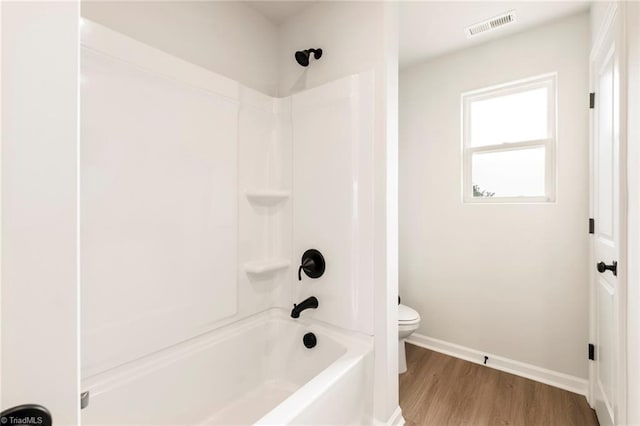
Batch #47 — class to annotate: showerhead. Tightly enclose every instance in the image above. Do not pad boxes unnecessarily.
[295,48,323,67]
[295,51,310,67]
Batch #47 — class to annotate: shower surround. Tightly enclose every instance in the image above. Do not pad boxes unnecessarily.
[81,20,376,424]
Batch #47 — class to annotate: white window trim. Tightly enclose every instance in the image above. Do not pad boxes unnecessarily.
[461,73,558,204]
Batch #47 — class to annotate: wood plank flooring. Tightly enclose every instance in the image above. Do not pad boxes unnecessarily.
[399,343,599,426]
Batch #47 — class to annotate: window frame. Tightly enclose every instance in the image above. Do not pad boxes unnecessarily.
[461,73,557,204]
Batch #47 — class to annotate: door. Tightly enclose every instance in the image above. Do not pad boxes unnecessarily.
[0,2,79,424]
[590,4,625,426]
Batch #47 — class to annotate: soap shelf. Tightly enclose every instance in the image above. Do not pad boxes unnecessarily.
[245,189,290,206]
[244,259,290,275]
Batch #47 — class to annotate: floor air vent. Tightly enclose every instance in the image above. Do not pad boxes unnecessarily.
[465,10,517,38]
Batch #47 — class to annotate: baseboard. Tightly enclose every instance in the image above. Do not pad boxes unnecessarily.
[386,406,405,426]
[406,333,588,397]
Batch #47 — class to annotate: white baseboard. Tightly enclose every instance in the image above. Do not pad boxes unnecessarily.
[405,333,588,397]
[386,406,405,426]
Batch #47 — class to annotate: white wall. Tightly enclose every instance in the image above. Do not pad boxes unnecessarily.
[278,1,385,97]
[1,2,79,423]
[81,1,279,96]
[278,2,400,423]
[399,13,590,378]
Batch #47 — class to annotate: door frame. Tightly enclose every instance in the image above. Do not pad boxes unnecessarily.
[588,2,628,424]
[624,2,640,424]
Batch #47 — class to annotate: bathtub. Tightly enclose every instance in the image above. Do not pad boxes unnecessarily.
[81,309,374,425]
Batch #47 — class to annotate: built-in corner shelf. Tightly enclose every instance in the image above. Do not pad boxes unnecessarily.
[244,258,290,275]
[245,189,290,206]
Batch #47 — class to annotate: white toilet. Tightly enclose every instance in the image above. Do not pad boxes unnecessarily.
[398,303,421,374]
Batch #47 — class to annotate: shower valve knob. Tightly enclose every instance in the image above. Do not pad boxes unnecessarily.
[298,249,325,281]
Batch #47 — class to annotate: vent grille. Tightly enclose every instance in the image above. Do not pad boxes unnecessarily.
[465,10,517,38]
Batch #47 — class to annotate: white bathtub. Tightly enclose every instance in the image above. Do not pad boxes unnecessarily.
[81,309,374,425]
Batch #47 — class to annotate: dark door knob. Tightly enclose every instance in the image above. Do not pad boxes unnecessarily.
[597,261,617,276]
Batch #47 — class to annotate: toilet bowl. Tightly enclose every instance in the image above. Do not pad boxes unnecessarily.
[398,304,420,374]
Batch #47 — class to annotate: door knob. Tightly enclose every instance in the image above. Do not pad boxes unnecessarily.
[597,261,617,276]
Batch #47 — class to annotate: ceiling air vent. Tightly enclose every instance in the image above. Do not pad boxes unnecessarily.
[465,10,517,38]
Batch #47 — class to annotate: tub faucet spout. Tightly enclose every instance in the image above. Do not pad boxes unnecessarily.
[291,296,319,318]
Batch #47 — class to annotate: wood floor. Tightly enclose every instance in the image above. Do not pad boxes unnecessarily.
[399,343,599,426]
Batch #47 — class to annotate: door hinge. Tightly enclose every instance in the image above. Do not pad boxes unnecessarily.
[589,92,595,109]
[588,343,595,361]
[589,218,595,234]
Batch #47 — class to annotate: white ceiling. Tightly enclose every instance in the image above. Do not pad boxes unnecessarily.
[244,1,591,67]
[245,1,316,24]
[399,1,591,68]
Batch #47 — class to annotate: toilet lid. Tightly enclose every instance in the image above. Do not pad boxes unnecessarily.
[399,304,420,323]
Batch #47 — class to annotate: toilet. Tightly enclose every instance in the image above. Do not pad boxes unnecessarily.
[398,303,421,374]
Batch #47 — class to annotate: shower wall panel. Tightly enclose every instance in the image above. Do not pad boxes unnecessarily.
[237,87,292,315]
[292,72,375,335]
[81,25,238,377]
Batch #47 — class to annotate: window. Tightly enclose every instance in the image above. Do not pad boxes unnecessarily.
[462,74,556,203]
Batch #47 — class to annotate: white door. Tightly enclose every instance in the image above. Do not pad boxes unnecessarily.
[0,2,79,424]
[590,5,625,426]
